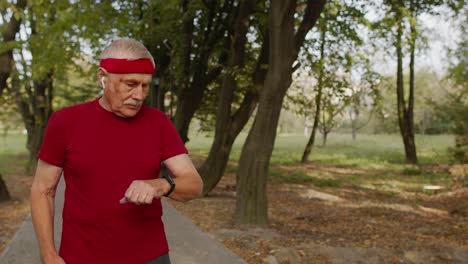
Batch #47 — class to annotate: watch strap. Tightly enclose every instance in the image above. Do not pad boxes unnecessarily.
[163,174,175,197]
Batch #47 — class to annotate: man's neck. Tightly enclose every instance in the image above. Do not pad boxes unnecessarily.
[98,97,112,112]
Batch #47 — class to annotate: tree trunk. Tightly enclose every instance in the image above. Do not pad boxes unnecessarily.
[28,73,54,173]
[11,69,54,174]
[302,105,321,162]
[350,107,358,140]
[301,20,327,163]
[396,14,417,164]
[0,173,11,202]
[149,77,162,110]
[323,131,328,146]
[199,0,259,196]
[173,59,225,142]
[200,89,259,195]
[235,0,325,225]
[395,2,418,164]
[352,121,357,140]
[235,0,297,225]
[406,1,418,164]
[174,75,222,143]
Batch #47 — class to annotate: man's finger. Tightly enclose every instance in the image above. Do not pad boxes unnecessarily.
[138,193,148,203]
[119,197,127,204]
[144,196,153,204]
[125,187,134,199]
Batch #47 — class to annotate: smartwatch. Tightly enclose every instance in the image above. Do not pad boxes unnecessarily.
[163,174,175,197]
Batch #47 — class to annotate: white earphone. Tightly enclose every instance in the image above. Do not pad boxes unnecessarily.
[101,77,106,88]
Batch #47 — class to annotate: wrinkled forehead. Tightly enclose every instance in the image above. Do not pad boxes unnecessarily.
[111,73,153,84]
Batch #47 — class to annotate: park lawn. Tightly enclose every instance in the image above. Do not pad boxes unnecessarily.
[186,133,457,195]
[186,132,454,164]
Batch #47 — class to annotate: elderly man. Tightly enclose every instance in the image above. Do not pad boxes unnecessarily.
[30,38,203,264]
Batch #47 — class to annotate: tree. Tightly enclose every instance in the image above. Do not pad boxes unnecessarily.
[301,0,367,162]
[378,0,451,164]
[319,87,349,146]
[2,0,93,172]
[198,0,261,195]
[235,0,326,225]
[300,17,326,163]
[346,58,381,140]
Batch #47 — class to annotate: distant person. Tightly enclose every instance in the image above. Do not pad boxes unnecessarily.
[30,38,203,264]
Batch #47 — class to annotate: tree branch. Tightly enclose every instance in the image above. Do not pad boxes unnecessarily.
[294,0,327,54]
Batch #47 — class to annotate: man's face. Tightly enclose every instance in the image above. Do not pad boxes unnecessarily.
[103,73,152,118]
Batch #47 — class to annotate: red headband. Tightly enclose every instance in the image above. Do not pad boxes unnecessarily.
[99,58,155,74]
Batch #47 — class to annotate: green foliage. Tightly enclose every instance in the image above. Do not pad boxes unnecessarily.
[435,8,468,162]
[0,40,21,54]
[53,74,100,109]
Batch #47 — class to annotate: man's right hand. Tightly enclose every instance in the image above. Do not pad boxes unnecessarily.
[43,254,65,264]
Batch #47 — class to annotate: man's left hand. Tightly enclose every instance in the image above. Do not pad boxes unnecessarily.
[120,179,170,205]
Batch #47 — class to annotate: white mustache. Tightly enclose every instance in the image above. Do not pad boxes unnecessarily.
[123,100,142,106]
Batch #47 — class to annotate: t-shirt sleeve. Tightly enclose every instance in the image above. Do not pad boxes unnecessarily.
[37,112,66,167]
[160,114,188,161]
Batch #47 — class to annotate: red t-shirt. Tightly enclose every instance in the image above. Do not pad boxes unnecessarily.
[38,99,188,264]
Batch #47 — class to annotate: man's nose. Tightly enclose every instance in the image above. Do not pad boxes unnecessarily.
[132,86,146,101]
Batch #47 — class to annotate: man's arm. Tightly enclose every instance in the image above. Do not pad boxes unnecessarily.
[30,159,65,264]
[162,154,203,201]
[122,154,203,204]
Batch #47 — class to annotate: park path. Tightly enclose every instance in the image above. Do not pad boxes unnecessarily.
[0,178,246,264]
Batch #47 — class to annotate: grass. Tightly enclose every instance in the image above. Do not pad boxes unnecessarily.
[0,133,27,155]
[186,132,455,190]
[187,132,454,166]
[0,133,28,177]
[0,132,456,192]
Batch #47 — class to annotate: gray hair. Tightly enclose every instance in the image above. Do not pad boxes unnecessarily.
[99,38,155,66]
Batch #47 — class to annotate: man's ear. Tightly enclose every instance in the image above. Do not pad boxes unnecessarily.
[97,68,108,88]
[101,77,106,88]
